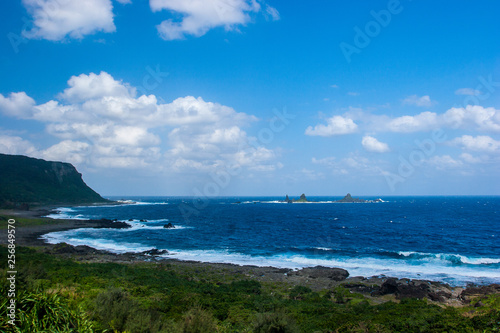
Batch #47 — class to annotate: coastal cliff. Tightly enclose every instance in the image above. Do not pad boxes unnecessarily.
[0,153,109,208]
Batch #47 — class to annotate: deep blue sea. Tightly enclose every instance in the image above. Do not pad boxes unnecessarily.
[42,196,500,286]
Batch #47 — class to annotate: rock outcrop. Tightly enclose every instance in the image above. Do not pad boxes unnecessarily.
[284,193,309,203]
[337,193,366,203]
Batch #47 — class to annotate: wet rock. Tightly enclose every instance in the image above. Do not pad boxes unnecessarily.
[143,248,168,256]
[163,223,175,229]
[92,219,131,229]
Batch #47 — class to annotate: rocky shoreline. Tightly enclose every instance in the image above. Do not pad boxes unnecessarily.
[1,208,499,308]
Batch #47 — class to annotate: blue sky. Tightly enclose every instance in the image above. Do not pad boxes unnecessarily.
[0,0,499,196]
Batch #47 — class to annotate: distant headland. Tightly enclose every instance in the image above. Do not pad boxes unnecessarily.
[0,153,110,209]
[284,193,384,203]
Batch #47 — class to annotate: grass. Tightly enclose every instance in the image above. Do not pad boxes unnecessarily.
[0,213,64,229]
[1,245,499,332]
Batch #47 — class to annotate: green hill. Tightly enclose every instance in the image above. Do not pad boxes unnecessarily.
[0,153,109,208]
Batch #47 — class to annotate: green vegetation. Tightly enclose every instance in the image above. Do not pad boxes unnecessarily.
[0,215,64,230]
[0,153,108,208]
[1,246,499,332]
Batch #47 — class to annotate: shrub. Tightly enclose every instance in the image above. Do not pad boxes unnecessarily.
[181,307,218,333]
[252,309,300,333]
[93,287,133,331]
[289,286,312,300]
[333,286,350,304]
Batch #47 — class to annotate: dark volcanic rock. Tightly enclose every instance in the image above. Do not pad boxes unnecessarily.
[461,284,500,301]
[294,266,349,281]
[397,282,430,299]
[374,278,454,301]
[143,248,168,256]
[379,278,399,295]
[164,223,175,229]
[428,291,452,302]
[93,219,131,229]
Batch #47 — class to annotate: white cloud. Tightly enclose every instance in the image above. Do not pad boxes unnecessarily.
[402,95,434,107]
[59,71,135,103]
[0,92,36,118]
[22,0,116,41]
[151,0,273,40]
[347,92,359,96]
[361,136,390,153]
[0,135,38,155]
[427,155,463,170]
[307,105,500,137]
[265,4,280,21]
[0,71,278,172]
[312,153,384,176]
[459,153,483,164]
[451,135,500,152]
[40,140,91,165]
[305,115,358,136]
[385,111,438,133]
[455,88,481,96]
[443,105,500,132]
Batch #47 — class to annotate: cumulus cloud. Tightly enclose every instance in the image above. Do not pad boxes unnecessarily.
[59,71,135,103]
[22,0,116,41]
[402,95,434,107]
[305,115,358,136]
[0,135,38,155]
[443,105,500,132]
[40,140,91,165]
[151,0,276,40]
[385,111,439,133]
[451,135,500,152]
[0,92,36,118]
[455,88,481,96]
[0,71,278,172]
[361,136,390,153]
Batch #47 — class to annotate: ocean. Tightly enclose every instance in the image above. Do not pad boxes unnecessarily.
[42,196,500,286]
